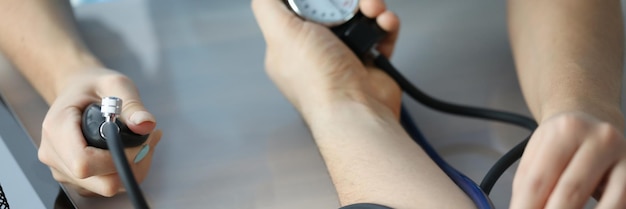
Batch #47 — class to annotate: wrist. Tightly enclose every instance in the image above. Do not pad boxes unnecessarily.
[45,56,108,107]
[539,98,624,131]
[301,90,396,130]
[11,41,104,104]
[51,51,103,96]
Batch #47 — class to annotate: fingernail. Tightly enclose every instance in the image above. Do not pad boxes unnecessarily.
[129,111,156,126]
[134,144,150,163]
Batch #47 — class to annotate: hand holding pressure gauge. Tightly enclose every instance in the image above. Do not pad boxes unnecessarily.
[286,0,359,27]
[265,1,532,209]
[286,0,387,60]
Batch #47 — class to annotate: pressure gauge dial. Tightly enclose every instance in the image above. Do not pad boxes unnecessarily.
[287,0,359,27]
[285,0,385,61]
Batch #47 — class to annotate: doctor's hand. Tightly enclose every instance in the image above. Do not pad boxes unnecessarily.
[37,68,162,197]
[511,111,626,209]
[252,0,402,120]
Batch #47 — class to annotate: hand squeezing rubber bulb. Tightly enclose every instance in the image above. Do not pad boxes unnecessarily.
[81,98,149,149]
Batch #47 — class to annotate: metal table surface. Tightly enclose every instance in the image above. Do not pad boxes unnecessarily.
[1,0,625,208]
[0,98,60,209]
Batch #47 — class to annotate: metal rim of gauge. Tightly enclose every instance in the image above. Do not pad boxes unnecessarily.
[286,0,359,27]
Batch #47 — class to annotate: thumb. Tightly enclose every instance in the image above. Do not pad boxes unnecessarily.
[252,0,302,42]
[97,74,156,135]
[121,99,156,135]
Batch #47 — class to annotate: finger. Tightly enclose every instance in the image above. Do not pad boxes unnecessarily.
[45,106,117,178]
[595,159,626,209]
[126,129,162,166]
[49,166,71,184]
[510,130,582,209]
[376,11,400,58]
[544,136,622,209]
[79,129,162,177]
[359,0,400,58]
[50,166,122,197]
[87,131,162,195]
[360,0,386,18]
[592,178,607,200]
[251,0,302,41]
[514,133,542,174]
[96,74,156,135]
[50,167,100,197]
[76,174,123,197]
[48,165,74,184]
[38,131,61,169]
[130,130,162,183]
[66,131,162,196]
[146,129,162,149]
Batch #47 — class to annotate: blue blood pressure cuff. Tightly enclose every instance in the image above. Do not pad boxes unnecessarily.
[339,203,393,209]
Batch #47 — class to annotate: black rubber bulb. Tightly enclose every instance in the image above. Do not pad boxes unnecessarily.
[81,103,149,149]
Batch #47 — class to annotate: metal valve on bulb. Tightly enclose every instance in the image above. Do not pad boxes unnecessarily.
[99,97,122,139]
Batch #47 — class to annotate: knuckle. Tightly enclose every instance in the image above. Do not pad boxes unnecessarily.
[554,114,587,133]
[41,117,53,131]
[122,99,144,113]
[596,123,622,145]
[99,181,122,197]
[37,148,52,166]
[99,73,132,87]
[527,175,546,191]
[264,54,275,71]
[50,171,68,184]
[38,132,56,167]
[69,159,90,179]
[251,0,260,11]
[513,172,546,194]
[264,49,284,73]
[100,189,117,198]
[557,181,585,203]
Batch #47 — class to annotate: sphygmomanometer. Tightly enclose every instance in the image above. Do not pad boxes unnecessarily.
[77,1,538,209]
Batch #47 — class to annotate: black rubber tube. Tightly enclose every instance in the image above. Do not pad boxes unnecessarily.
[372,54,538,194]
[102,122,149,209]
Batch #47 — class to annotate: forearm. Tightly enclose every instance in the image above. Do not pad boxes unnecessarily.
[508,0,625,128]
[0,0,102,104]
[305,98,475,209]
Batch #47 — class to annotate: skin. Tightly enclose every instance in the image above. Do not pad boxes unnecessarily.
[0,0,162,197]
[1,0,621,207]
[508,0,626,208]
[256,0,626,208]
[252,0,476,208]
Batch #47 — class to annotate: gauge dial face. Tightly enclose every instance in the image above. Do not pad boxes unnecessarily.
[287,0,359,26]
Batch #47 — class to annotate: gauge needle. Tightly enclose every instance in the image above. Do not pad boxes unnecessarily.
[329,0,344,13]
